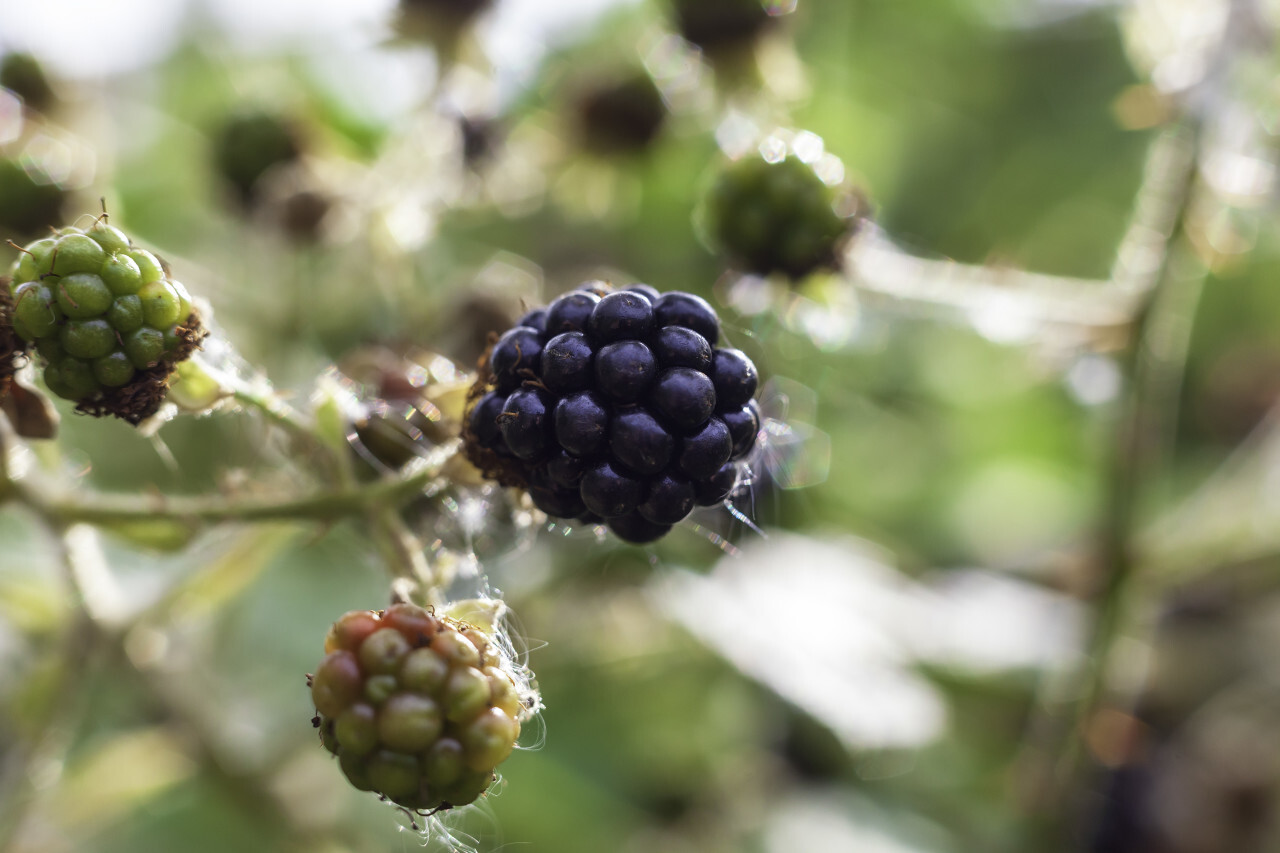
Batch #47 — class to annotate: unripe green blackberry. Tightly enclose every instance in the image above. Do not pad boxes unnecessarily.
[7,219,205,423]
[311,604,526,811]
[0,282,25,401]
[700,142,858,280]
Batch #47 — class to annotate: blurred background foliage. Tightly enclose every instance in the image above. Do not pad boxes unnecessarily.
[2,0,1280,851]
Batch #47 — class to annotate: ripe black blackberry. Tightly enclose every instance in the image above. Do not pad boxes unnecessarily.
[463,281,762,544]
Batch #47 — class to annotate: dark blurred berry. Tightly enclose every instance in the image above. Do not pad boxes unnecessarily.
[0,158,66,239]
[213,110,302,205]
[668,0,780,54]
[702,150,856,280]
[0,52,55,113]
[576,72,668,156]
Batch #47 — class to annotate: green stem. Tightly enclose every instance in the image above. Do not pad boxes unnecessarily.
[230,386,326,457]
[26,523,342,852]
[10,449,452,528]
[1056,119,1206,784]
[0,524,103,849]
[367,501,446,608]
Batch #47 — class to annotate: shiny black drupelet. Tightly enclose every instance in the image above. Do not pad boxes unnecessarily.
[464,281,761,544]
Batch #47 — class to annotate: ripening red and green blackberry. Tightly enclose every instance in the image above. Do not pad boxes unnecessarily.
[701,150,856,280]
[311,604,525,811]
[463,281,763,544]
[7,219,204,423]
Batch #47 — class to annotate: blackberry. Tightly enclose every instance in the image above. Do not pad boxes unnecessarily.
[544,291,599,337]
[540,332,594,394]
[650,367,716,432]
[0,283,24,402]
[638,473,696,525]
[554,390,609,457]
[607,512,671,545]
[652,292,719,345]
[575,71,668,156]
[0,52,55,114]
[396,0,496,58]
[668,0,788,56]
[678,417,732,480]
[0,157,66,239]
[626,283,661,302]
[490,326,544,393]
[710,348,758,411]
[462,281,763,543]
[588,292,653,343]
[609,409,674,475]
[498,387,553,461]
[312,604,526,811]
[7,218,205,423]
[722,400,761,460]
[516,308,547,335]
[595,340,656,403]
[213,110,302,206]
[580,460,645,519]
[695,462,740,506]
[651,326,712,372]
[401,0,494,26]
[700,144,858,280]
[460,115,502,170]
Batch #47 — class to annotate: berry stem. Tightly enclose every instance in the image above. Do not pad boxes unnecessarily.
[367,502,444,607]
[229,384,332,463]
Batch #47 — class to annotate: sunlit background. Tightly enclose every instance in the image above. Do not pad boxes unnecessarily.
[3,0,1280,850]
